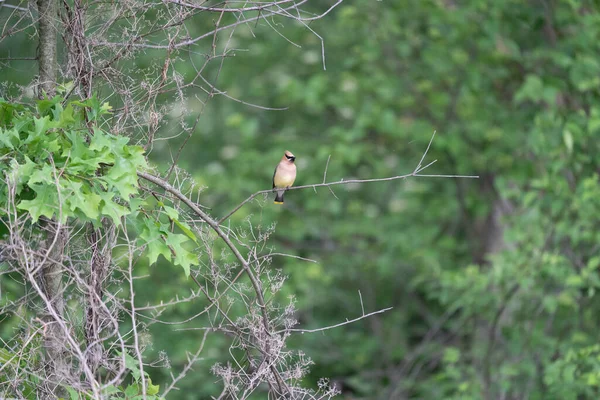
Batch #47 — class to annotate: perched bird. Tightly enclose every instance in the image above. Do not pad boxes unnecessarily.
[272,150,297,204]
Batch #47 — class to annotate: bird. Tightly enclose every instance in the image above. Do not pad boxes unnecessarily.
[272,150,297,204]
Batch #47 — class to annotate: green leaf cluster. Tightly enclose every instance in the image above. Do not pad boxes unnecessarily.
[0,96,146,226]
[131,203,198,276]
[0,96,198,276]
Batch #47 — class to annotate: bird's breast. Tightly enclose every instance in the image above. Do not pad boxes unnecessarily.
[274,166,296,188]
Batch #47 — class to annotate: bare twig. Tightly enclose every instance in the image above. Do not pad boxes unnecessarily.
[279,307,394,334]
[259,253,318,263]
[161,330,210,397]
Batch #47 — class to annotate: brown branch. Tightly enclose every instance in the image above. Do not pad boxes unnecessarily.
[0,2,29,11]
[136,170,290,396]
[164,0,297,13]
[280,307,394,334]
[0,56,37,60]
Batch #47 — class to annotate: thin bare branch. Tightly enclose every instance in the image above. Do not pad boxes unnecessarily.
[280,307,394,334]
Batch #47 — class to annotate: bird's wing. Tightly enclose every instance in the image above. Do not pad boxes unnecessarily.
[272,166,278,189]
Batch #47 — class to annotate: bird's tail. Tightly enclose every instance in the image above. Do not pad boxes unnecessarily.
[274,191,284,204]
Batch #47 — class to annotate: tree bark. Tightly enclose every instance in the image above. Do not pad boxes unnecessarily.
[40,222,69,399]
[37,0,57,98]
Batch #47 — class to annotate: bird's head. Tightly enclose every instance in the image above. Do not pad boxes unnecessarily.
[284,150,296,163]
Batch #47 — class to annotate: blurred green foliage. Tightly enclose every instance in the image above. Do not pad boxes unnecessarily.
[2,0,600,398]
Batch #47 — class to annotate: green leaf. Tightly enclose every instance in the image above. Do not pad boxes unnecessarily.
[63,131,98,173]
[0,347,14,363]
[99,191,130,226]
[139,219,171,266]
[46,138,61,154]
[89,127,116,152]
[9,156,37,193]
[102,157,139,200]
[172,218,198,244]
[64,180,101,220]
[100,102,112,115]
[162,205,178,220]
[72,96,113,120]
[128,196,148,216]
[36,95,62,117]
[28,164,55,185]
[163,206,198,244]
[33,115,53,137]
[101,385,121,396]
[164,231,197,276]
[0,127,19,149]
[58,103,76,128]
[17,184,58,222]
[146,378,160,396]
[124,384,139,397]
[66,386,79,400]
[122,351,142,382]
[124,145,148,170]
[0,99,24,125]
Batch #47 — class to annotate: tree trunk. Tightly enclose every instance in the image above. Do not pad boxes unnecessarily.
[40,222,69,399]
[36,1,65,394]
[37,0,57,98]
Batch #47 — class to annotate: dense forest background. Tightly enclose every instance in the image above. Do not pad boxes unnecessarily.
[1,0,600,399]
